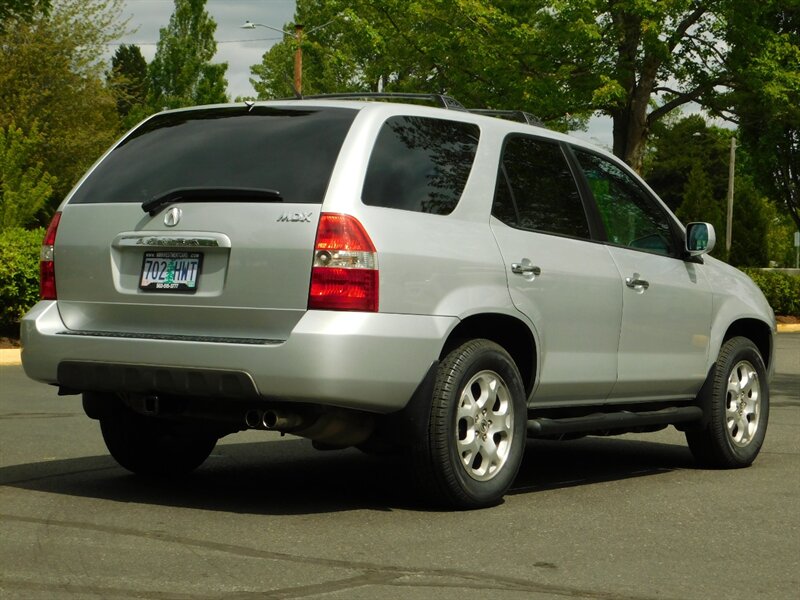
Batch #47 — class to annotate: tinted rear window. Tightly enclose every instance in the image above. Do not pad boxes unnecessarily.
[69,107,356,205]
[361,116,480,215]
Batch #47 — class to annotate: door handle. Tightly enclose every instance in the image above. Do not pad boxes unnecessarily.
[511,263,541,276]
[625,273,650,290]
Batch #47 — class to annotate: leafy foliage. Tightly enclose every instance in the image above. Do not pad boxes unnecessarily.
[742,268,800,316]
[0,0,124,208]
[0,124,56,230]
[674,163,726,259]
[149,0,228,109]
[0,226,44,327]
[646,116,732,213]
[0,0,50,27]
[647,115,789,267]
[724,1,799,230]
[729,177,771,267]
[108,44,150,128]
[251,0,762,172]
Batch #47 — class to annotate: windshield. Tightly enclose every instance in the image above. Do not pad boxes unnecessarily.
[69,106,357,205]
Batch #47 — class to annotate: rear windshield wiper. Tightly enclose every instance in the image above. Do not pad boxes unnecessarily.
[142,187,283,216]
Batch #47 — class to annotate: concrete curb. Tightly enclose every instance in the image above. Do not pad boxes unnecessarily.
[0,348,21,366]
[0,324,798,367]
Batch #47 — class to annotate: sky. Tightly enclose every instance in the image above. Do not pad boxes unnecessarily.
[114,0,615,147]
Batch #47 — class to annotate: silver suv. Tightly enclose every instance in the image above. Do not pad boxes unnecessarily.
[22,95,775,508]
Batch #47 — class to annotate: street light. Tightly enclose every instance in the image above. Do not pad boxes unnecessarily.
[241,15,346,96]
[242,20,304,95]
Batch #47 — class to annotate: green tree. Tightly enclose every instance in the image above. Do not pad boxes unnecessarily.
[763,208,797,267]
[0,0,50,27]
[0,123,56,230]
[675,163,727,259]
[149,0,228,109]
[724,1,799,230]
[728,177,771,267]
[250,0,592,129]
[108,44,150,128]
[252,0,774,172]
[0,0,124,207]
[646,116,732,213]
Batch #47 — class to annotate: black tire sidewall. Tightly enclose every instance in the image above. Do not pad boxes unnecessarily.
[709,337,770,465]
[432,340,526,508]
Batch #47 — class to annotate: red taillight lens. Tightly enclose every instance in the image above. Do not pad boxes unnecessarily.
[40,211,61,300]
[308,213,378,312]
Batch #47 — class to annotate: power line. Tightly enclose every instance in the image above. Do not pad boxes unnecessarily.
[106,36,282,45]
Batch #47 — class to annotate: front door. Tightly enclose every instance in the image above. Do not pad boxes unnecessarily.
[571,148,712,401]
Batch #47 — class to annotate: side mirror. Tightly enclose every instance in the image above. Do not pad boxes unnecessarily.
[685,222,716,257]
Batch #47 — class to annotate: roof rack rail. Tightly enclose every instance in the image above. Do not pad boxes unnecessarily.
[468,109,545,127]
[302,92,466,110]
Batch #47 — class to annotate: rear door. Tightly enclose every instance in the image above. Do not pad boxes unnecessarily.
[489,135,622,404]
[55,106,357,342]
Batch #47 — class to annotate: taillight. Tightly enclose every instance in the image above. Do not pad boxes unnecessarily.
[308,213,378,312]
[40,211,61,300]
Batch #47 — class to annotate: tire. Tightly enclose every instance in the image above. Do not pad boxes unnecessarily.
[100,404,217,476]
[412,339,526,509]
[686,336,769,468]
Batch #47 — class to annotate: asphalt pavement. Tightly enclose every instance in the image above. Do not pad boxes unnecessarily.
[1,334,798,599]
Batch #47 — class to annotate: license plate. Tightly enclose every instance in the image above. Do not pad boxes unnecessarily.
[139,251,202,292]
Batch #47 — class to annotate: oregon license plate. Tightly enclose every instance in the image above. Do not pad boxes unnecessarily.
[139,251,202,292]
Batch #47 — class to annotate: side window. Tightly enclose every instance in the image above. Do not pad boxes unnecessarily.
[492,136,590,239]
[362,116,480,215]
[573,149,676,256]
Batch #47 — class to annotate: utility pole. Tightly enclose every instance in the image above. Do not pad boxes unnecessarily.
[293,24,304,95]
[726,136,736,256]
[242,15,345,98]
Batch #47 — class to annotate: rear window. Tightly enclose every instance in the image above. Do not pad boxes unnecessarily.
[361,116,480,215]
[69,106,356,205]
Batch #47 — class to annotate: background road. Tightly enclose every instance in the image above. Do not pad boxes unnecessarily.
[1,334,798,599]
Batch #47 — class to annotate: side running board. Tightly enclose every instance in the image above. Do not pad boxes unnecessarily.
[527,406,703,437]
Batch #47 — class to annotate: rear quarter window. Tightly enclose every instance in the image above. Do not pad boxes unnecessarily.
[69,107,356,205]
[361,115,480,215]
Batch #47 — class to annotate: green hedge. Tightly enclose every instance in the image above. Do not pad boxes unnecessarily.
[742,268,800,316]
[0,227,44,328]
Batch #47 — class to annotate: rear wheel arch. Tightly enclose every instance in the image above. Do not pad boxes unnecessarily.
[442,313,537,397]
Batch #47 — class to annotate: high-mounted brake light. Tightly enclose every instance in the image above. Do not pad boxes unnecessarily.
[40,211,61,300]
[308,213,378,312]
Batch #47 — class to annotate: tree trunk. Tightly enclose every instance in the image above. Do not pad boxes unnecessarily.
[609,6,658,174]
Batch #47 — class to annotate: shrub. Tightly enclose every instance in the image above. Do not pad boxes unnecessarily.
[742,268,800,316]
[0,227,43,328]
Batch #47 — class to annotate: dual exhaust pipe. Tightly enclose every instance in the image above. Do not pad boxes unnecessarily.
[244,407,375,448]
[244,409,307,432]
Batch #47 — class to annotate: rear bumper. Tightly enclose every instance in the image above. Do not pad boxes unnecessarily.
[21,301,455,413]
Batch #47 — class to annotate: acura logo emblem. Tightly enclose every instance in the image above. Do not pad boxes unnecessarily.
[164,207,182,227]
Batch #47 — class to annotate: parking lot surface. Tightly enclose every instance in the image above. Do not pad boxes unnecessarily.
[1,334,798,599]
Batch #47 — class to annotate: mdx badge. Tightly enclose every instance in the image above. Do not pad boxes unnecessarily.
[277,212,313,223]
[164,207,182,227]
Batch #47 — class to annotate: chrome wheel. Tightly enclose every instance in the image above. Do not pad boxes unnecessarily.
[455,370,515,482]
[685,336,769,469]
[726,360,761,447]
